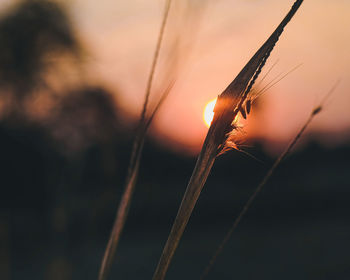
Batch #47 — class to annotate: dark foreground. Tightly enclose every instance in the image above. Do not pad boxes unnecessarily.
[1,123,350,280]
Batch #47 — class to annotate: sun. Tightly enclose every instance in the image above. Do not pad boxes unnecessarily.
[203,98,217,128]
[203,97,244,128]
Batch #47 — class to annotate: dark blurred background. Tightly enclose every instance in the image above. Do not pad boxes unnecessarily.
[0,1,349,280]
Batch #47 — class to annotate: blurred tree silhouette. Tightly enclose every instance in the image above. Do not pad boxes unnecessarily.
[47,86,121,156]
[0,2,130,280]
[0,0,81,114]
[0,86,124,280]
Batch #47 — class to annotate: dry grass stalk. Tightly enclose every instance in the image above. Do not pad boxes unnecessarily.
[200,82,339,279]
[98,1,173,280]
[152,1,304,279]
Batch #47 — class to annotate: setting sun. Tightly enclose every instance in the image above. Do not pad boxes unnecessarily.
[203,98,244,129]
[203,98,217,128]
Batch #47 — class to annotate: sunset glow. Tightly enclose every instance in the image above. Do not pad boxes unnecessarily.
[56,0,350,152]
[203,98,217,128]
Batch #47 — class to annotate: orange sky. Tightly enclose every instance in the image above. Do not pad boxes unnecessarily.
[3,0,350,154]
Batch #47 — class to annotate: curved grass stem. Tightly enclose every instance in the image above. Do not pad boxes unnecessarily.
[98,1,172,280]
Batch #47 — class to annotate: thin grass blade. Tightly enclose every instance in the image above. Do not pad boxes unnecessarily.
[98,1,173,280]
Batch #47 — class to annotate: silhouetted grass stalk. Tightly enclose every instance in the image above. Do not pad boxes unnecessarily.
[98,1,172,280]
[152,1,304,279]
[200,82,339,279]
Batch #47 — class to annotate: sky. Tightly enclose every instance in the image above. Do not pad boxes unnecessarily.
[2,0,350,154]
